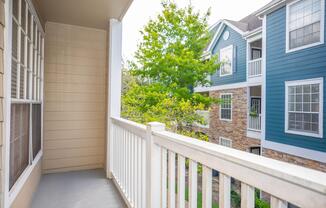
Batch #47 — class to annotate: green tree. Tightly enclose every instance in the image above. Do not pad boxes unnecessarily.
[122,2,219,134]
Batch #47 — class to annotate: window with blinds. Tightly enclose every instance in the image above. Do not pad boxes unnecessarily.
[9,0,44,190]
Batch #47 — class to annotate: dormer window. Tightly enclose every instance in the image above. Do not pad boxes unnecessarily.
[286,0,325,52]
[219,45,233,76]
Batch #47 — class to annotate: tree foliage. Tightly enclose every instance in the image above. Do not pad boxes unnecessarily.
[122,2,219,134]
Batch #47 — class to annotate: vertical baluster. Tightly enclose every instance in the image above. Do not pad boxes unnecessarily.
[219,173,231,208]
[188,160,197,208]
[127,131,130,200]
[134,136,138,207]
[121,128,126,190]
[241,183,255,208]
[161,148,168,208]
[168,151,176,208]
[118,127,121,183]
[141,138,146,208]
[202,166,212,208]
[112,125,115,176]
[177,155,185,208]
[131,133,135,204]
[137,137,142,208]
[270,196,287,208]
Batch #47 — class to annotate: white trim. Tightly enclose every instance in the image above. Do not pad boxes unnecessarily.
[206,20,246,52]
[194,81,247,92]
[243,27,262,39]
[256,0,287,17]
[219,45,233,77]
[107,19,123,178]
[284,77,323,138]
[261,15,267,145]
[3,1,44,207]
[263,140,326,163]
[206,22,224,52]
[8,151,42,206]
[219,93,232,121]
[285,0,325,53]
[219,137,233,147]
[3,0,12,207]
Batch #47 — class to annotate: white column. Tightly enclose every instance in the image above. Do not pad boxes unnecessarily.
[107,19,123,178]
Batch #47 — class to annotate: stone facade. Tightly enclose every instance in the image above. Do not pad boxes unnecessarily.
[208,87,261,152]
[263,148,326,173]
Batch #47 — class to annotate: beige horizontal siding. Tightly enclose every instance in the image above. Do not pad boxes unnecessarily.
[43,22,107,173]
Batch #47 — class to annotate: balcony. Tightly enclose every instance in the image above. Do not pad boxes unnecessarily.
[4,1,326,208]
[248,58,262,78]
[248,114,261,131]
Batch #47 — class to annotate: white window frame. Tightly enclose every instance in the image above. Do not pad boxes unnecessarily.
[285,78,323,138]
[286,0,325,53]
[220,93,232,121]
[4,0,45,206]
[219,45,233,77]
[219,137,233,147]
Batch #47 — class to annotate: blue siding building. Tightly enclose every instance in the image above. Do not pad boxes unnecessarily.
[211,26,247,86]
[265,4,326,153]
[197,0,326,171]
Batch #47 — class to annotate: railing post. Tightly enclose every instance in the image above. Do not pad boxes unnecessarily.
[271,196,288,208]
[146,122,165,208]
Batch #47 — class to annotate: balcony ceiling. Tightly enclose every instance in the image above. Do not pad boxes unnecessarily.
[33,0,133,29]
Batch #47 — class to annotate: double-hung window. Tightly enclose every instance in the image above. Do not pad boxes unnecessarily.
[286,0,325,52]
[285,78,323,138]
[220,93,232,121]
[10,0,44,189]
[219,45,233,76]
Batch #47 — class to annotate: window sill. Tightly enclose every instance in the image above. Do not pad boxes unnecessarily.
[285,130,323,139]
[8,150,43,206]
[286,41,324,54]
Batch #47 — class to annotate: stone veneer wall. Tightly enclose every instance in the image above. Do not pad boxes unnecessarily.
[263,148,326,173]
[0,0,5,206]
[209,87,260,151]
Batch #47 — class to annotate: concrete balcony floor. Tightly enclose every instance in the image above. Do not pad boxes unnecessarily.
[31,169,126,208]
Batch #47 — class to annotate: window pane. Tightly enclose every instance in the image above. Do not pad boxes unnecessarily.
[20,66,25,99]
[10,104,30,189]
[287,81,320,135]
[21,0,26,31]
[289,0,321,49]
[32,104,42,158]
[12,20,19,59]
[11,60,18,98]
[21,31,26,66]
[220,46,233,75]
[13,0,19,20]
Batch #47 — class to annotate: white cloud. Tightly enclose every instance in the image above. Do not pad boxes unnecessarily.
[122,0,271,61]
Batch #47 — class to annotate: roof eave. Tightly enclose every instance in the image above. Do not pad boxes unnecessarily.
[243,27,262,39]
[256,0,287,17]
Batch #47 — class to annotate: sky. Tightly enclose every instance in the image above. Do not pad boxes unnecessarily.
[122,0,271,61]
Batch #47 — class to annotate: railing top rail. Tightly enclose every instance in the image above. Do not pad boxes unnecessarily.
[111,116,147,138]
[152,130,326,195]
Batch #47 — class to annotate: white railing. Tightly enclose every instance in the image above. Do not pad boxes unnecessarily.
[248,114,261,131]
[109,117,326,208]
[248,58,262,77]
